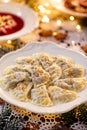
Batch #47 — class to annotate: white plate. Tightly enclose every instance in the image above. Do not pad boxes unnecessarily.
[50,0,87,17]
[0,3,38,41]
[0,41,87,114]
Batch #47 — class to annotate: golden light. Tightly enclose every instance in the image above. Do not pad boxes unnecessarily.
[56,20,62,26]
[38,5,46,13]
[2,0,9,2]
[7,40,12,44]
[71,40,75,46]
[76,25,81,31]
[0,44,2,48]
[46,10,51,14]
[52,31,58,36]
[51,0,61,3]
[70,16,75,21]
[42,15,50,23]
[44,3,49,7]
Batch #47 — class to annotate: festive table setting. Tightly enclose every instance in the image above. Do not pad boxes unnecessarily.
[0,0,87,130]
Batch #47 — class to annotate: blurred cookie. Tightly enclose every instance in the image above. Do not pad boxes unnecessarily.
[39,29,52,37]
[53,32,67,40]
[81,45,87,53]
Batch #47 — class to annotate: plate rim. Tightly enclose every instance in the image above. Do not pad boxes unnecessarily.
[0,41,87,114]
[0,2,38,41]
[50,0,87,17]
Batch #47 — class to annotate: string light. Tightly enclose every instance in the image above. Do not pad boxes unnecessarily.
[7,40,12,44]
[0,44,2,48]
[44,3,49,7]
[42,15,50,23]
[56,20,62,26]
[70,16,75,21]
[46,10,51,14]
[38,3,51,15]
[76,25,81,31]
[2,0,10,2]
[38,5,46,13]
[71,40,75,46]
[51,0,61,2]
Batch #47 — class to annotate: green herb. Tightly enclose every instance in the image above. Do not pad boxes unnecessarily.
[0,107,24,130]
[77,104,87,123]
[61,104,87,127]
[61,109,77,127]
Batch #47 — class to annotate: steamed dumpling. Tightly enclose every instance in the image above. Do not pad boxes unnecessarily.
[10,81,33,102]
[16,56,39,66]
[46,63,62,79]
[31,85,53,106]
[33,52,56,69]
[29,66,50,87]
[56,55,73,70]
[53,77,87,92]
[3,65,28,75]
[62,64,85,78]
[48,85,77,104]
[0,72,30,90]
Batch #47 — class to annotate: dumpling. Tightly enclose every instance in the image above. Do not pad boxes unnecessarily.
[31,85,53,106]
[16,56,39,66]
[46,63,62,79]
[56,55,73,70]
[33,52,56,69]
[0,52,86,107]
[29,66,50,87]
[62,64,85,78]
[48,85,77,104]
[10,81,32,102]
[53,77,87,92]
[16,56,32,64]
[3,65,28,75]
[0,72,30,90]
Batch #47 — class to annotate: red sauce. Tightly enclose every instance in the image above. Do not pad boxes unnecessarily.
[0,12,24,36]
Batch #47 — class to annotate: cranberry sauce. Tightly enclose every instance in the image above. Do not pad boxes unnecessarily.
[0,12,24,36]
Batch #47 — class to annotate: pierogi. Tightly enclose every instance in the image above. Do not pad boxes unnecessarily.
[0,52,86,107]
